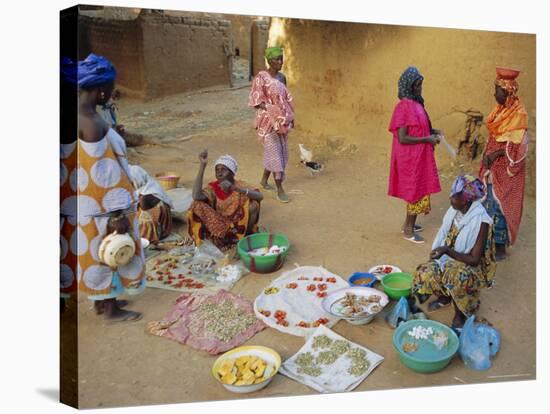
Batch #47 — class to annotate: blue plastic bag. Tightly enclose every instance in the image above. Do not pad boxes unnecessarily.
[458,315,501,370]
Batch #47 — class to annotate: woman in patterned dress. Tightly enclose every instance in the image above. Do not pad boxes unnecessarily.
[411,175,496,328]
[187,150,263,250]
[248,46,294,203]
[62,53,145,322]
[388,66,442,243]
[479,67,529,261]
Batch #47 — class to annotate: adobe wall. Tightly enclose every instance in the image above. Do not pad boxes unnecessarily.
[78,15,145,96]
[78,13,232,99]
[251,19,270,76]
[269,19,536,150]
[139,14,232,98]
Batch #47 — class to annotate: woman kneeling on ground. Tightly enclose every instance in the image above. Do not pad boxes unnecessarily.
[411,175,497,328]
[187,150,263,250]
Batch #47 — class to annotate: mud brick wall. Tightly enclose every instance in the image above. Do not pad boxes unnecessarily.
[251,19,270,77]
[139,15,232,98]
[78,14,232,99]
[78,15,145,96]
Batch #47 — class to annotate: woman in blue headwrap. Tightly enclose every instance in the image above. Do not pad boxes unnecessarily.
[63,53,145,322]
[411,175,496,328]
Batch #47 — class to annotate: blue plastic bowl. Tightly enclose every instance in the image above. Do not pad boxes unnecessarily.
[348,272,377,288]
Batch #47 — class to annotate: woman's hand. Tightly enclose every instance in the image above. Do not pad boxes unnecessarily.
[428,134,441,145]
[199,149,208,166]
[483,150,504,168]
[219,180,235,193]
[430,246,448,260]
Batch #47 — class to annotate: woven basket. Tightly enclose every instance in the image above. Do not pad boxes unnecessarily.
[155,171,180,190]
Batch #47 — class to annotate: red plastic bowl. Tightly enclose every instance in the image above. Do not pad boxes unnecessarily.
[496,67,520,80]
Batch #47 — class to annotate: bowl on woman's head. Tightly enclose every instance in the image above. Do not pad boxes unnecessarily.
[496,67,520,80]
[392,319,459,373]
[381,272,413,300]
[212,345,281,393]
[348,272,377,288]
[237,232,289,274]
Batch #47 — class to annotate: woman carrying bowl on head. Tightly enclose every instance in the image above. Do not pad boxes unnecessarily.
[479,67,529,261]
[187,150,263,250]
[248,46,294,203]
[412,175,497,328]
[61,54,145,322]
[388,66,442,244]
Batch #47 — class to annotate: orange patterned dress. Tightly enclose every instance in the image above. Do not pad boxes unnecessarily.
[60,129,145,299]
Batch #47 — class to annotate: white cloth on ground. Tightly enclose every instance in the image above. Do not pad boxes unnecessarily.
[279,325,384,393]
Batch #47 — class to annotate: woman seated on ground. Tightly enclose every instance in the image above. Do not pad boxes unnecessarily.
[129,164,174,244]
[187,150,263,250]
[412,175,496,328]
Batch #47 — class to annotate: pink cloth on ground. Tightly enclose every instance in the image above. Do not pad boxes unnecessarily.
[145,290,266,355]
[387,98,441,203]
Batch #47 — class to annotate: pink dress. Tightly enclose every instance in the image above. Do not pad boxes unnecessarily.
[388,99,441,203]
[248,71,295,180]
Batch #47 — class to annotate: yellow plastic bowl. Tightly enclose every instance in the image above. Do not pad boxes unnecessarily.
[212,346,281,393]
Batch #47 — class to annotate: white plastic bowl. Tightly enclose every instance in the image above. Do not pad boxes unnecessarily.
[322,287,389,325]
[212,346,281,393]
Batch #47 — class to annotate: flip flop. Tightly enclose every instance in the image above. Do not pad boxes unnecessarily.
[277,193,290,203]
[95,299,129,315]
[495,252,507,262]
[260,183,276,191]
[427,298,452,312]
[106,310,143,324]
[401,225,424,233]
[403,233,425,244]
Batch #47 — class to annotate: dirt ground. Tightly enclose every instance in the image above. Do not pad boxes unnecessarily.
[64,80,536,409]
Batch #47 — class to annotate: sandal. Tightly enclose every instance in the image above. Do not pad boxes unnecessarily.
[277,193,290,203]
[427,297,452,312]
[401,225,424,233]
[106,310,143,324]
[403,233,425,244]
[260,183,275,191]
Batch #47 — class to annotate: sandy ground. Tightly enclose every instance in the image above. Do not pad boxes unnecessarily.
[63,82,536,409]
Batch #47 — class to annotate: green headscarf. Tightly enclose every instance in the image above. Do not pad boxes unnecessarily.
[265,46,283,61]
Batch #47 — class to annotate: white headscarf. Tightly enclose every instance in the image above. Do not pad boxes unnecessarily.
[129,165,174,209]
[215,155,238,175]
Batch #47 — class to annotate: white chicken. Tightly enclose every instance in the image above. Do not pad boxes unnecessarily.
[298,143,324,175]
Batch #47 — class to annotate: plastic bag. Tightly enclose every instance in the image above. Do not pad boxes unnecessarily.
[458,315,501,370]
[385,297,411,328]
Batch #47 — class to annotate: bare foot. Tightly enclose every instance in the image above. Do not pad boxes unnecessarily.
[428,295,452,311]
[452,311,466,329]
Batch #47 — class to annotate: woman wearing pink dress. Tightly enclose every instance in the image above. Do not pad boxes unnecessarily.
[248,46,295,203]
[388,66,442,243]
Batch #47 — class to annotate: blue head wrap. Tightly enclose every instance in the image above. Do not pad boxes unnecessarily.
[77,53,117,88]
[60,57,77,85]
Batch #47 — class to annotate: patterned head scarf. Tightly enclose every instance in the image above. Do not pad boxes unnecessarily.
[77,53,117,89]
[450,174,485,202]
[215,155,238,175]
[398,66,425,106]
[495,68,520,108]
[265,46,284,61]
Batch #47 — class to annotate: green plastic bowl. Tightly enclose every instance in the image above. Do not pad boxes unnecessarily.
[393,320,459,373]
[237,233,290,274]
[381,272,413,299]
